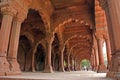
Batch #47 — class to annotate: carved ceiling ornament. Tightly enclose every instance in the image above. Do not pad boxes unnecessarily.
[64,33,91,45]
[53,17,92,33]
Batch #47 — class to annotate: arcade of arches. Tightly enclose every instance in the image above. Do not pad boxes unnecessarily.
[0,0,119,79]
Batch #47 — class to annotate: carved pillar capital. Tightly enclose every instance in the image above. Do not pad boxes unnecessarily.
[95,33,103,41]
[103,33,109,40]
[60,44,65,52]
[92,45,96,49]
[45,32,54,44]
[15,12,27,22]
[1,6,17,16]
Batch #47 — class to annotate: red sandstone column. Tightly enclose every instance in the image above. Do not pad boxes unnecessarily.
[0,7,16,76]
[72,58,75,71]
[91,50,96,71]
[99,0,120,78]
[94,47,99,71]
[70,57,74,71]
[91,55,94,70]
[74,58,76,71]
[76,61,80,70]
[96,35,107,73]
[31,45,38,72]
[108,0,120,77]
[25,47,34,72]
[59,45,65,72]
[93,54,96,71]
[105,38,111,69]
[7,13,26,74]
[43,34,54,73]
[67,55,71,71]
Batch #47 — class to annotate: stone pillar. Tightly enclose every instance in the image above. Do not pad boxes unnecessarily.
[0,7,16,76]
[96,35,107,73]
[31,45,38,72]
[76,61,80,70]
[99,0,120,78]
[72,59,75,71]
[67,55,71,71]
[7,13,26,75]
[70,57,74,71]
[94,47,99,71]
[43,34,54,73]
[24,44,37,72]
[91,50,96,71]
[59,45,65,72]
[91,55,94,70]
[93,54,96,71]
[74,58,76,71]
[105,38,111,69]
[101,0,120,78]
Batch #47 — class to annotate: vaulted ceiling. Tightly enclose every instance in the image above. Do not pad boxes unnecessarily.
[50,0,95,60]
[51,0,94,10]
[18,0,105,61]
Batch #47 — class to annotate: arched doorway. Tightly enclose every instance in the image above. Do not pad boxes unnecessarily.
[17,35,31,71]
[17,9,46,72]
[54,54,60,71]
[34,44,45,71]
[51,33,60,71]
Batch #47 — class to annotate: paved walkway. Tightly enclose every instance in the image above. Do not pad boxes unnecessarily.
[0,71,114,80]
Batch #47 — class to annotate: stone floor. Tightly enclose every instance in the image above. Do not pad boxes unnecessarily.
[0,71,114,80]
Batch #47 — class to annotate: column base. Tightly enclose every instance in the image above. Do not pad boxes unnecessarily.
[0,57,10,76]
[107,71,120,79]
[32,68,35,72]
[59,67,65,72]
[70,67,74,71]
[43,65,53,73]
[8,59,21,75]
[66,66,71,71]
[94,66,98,71]
[67,68,71,71]
[97,64,107,73]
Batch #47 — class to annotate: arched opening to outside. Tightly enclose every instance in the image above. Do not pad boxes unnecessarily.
[80,59,91,71]
[103,41,107,67]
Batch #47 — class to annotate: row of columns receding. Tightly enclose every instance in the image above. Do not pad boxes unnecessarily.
[0,7,111,75]
[0,0,120,79]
